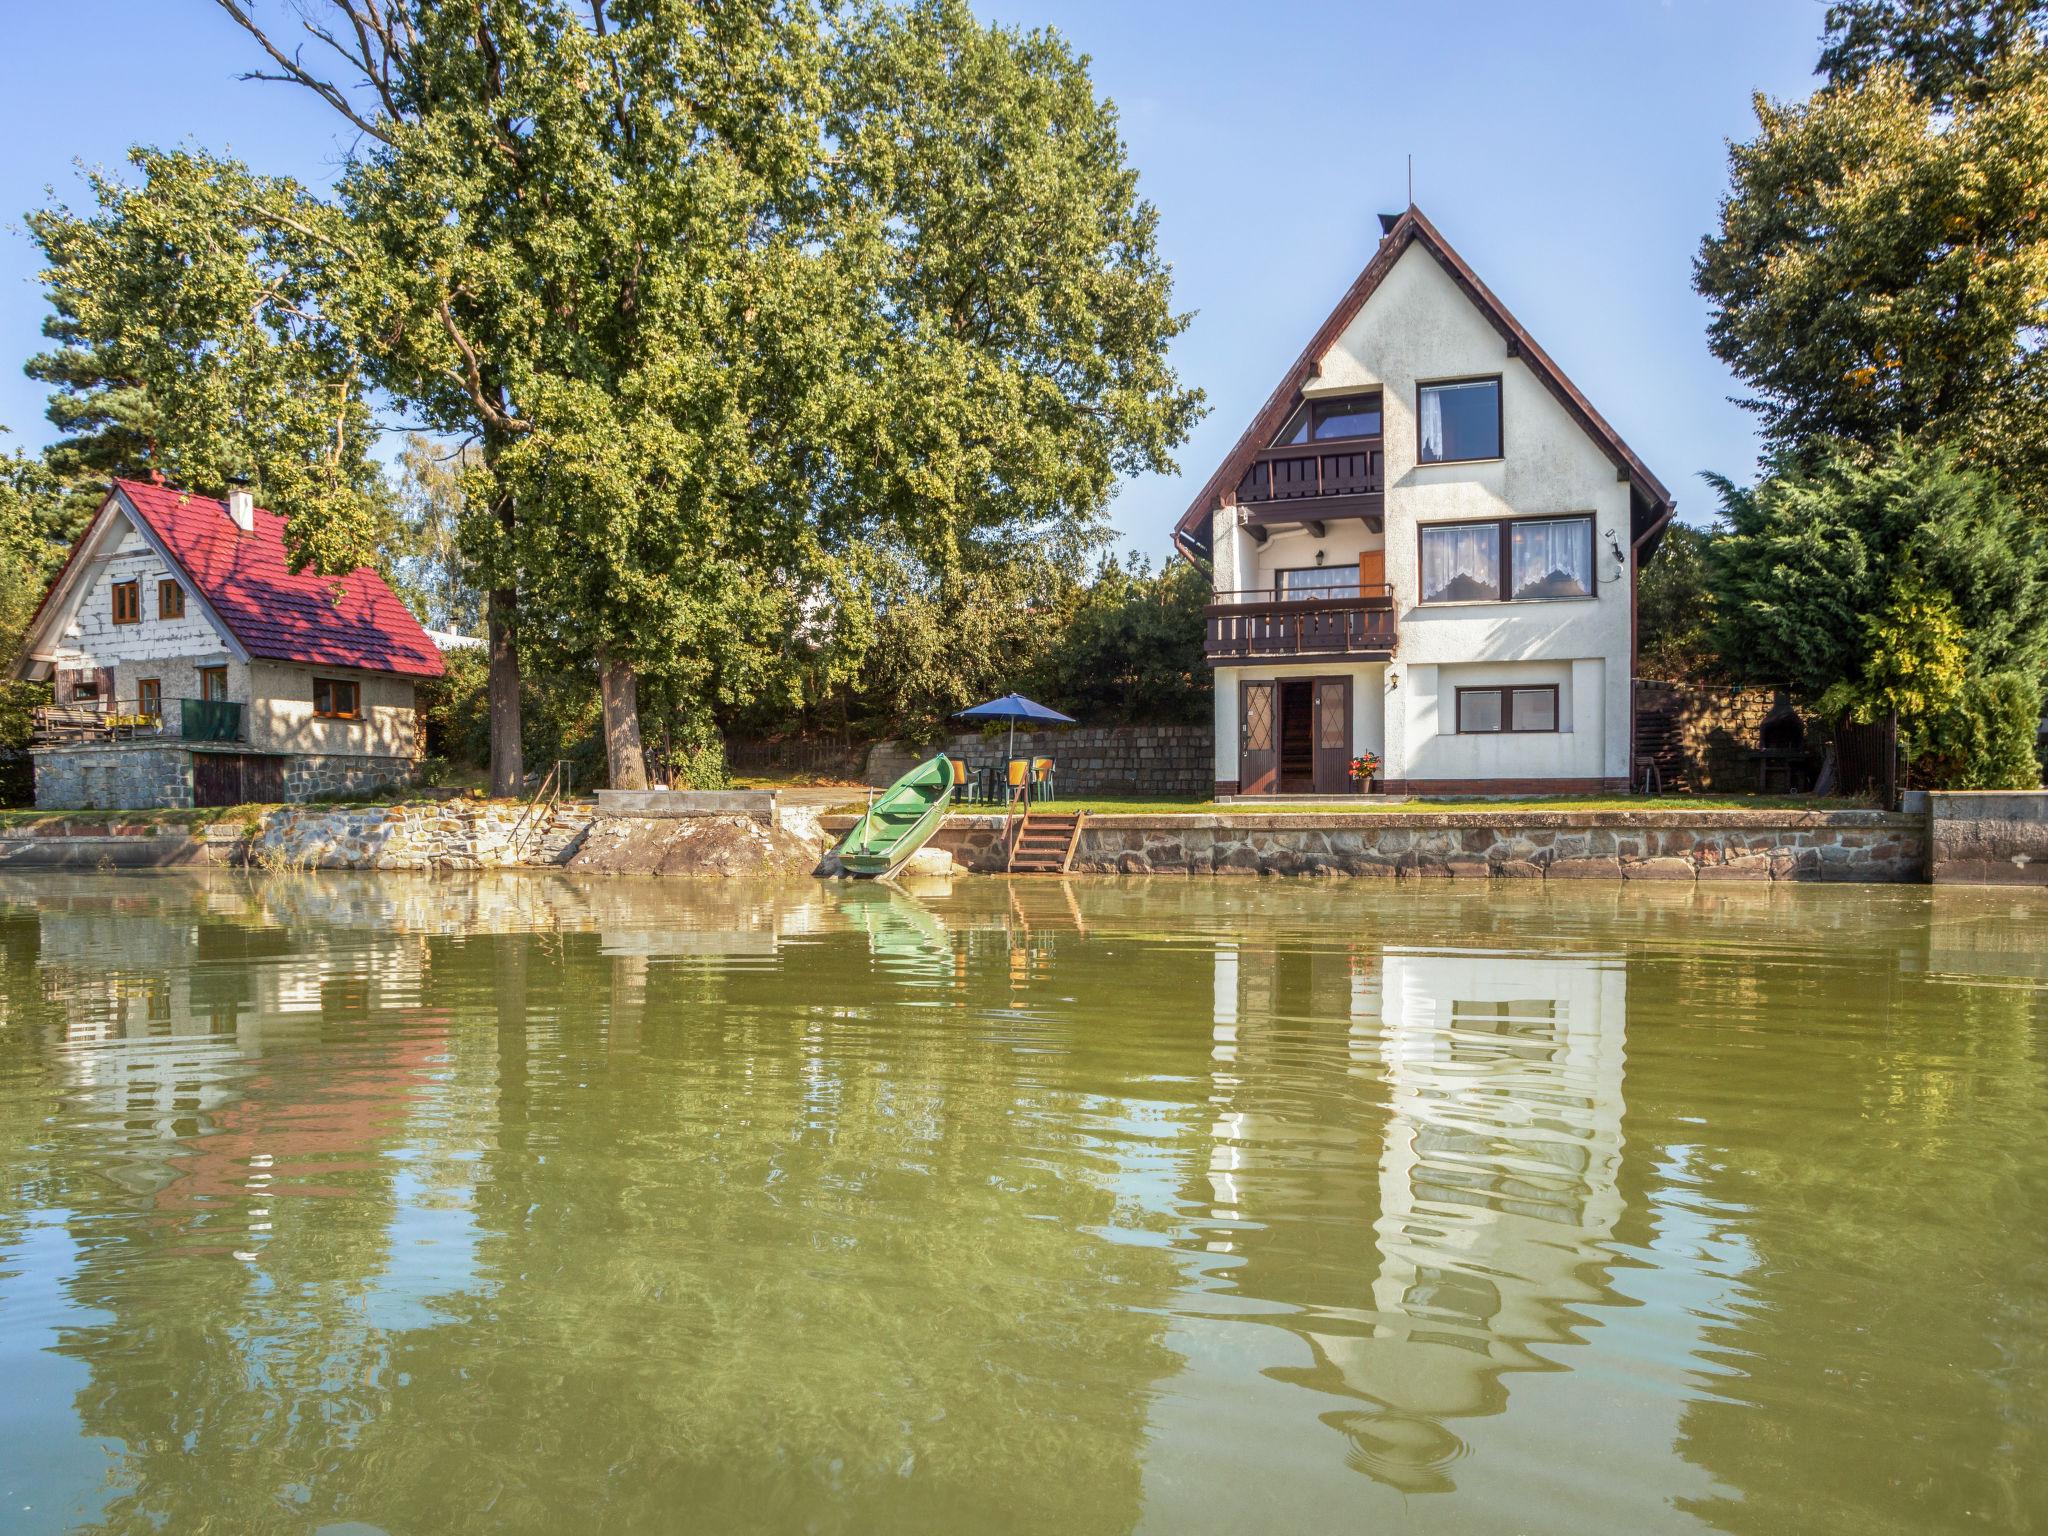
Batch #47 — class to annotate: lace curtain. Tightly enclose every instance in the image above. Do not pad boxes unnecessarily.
[1418,387,1445,462]
[1510,519,1592,599]
[1420,524,1499,602]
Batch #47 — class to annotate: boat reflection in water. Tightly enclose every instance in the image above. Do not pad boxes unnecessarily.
[1199,937,1628,1496]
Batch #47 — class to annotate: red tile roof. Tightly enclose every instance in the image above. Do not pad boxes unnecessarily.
[114,479,446,679]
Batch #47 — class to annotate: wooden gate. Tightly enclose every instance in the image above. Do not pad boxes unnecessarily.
[191,754,286,808]
[193,754,243,808]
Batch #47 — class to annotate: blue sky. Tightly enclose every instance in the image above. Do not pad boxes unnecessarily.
[0,0,1826,551]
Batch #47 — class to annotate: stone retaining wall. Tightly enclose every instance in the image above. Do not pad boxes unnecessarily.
[240,800,595,869]
[1928,790,2048,885]
[870,724,1213,798]
[822,809,1927,882]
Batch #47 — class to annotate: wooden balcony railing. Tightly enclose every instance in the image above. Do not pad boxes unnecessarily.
[1204,585,1398,663]
[1236,438,1385,504]
[31,697,245,747]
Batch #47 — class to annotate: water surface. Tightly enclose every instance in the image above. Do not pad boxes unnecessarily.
[0,872,2042,1534]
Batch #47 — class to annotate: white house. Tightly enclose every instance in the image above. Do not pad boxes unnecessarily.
[1176,206,1674,796]
[13,478,446,809]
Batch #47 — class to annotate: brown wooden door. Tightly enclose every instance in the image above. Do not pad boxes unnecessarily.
[193,753,242,808]
[1313,676,1352,794]
[242,755,284,803]
[1357,548,1385,594]
[1239,680,1277,795]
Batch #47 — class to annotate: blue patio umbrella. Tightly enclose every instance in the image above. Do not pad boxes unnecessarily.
[952,693,1076,774]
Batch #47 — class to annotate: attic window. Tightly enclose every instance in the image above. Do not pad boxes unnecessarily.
[1273,393,1382,446]
[158,579,185,620]
[111,581,140,625]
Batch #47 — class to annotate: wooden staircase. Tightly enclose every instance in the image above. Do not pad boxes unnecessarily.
[1005,801,1087,873]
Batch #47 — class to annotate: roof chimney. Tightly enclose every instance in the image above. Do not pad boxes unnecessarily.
[226,486,256,533]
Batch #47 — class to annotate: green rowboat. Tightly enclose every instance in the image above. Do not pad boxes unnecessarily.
[836,753,955,878]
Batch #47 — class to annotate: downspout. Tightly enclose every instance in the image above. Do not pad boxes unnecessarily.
[1629,502,1676,793]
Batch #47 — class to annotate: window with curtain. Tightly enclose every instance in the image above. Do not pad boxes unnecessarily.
[1420,524,1501,603]
[1510,518,1593,599]
[1420,515,1597,603]
[1277,565,1356,600]
[1418,378,1501,463]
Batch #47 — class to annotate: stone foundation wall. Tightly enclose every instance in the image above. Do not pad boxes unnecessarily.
[824,809,1927,882]
[32,743,417,809]
[33,744,198,809]
[870,724,1214,797]
[278,753,417,802]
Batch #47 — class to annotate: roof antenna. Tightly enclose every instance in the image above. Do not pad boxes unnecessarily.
[1407,153,1414,207]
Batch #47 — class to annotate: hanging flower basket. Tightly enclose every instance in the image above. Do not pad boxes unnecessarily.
[1348,751,1382,793]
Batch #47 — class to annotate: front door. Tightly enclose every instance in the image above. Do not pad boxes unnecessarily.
[1279,680,1316,791]
[1313,676,1352,794]
[1238,680,1277,795]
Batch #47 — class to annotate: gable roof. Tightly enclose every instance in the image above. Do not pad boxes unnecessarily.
[86,480,445,678]
[1175,205,1674,548]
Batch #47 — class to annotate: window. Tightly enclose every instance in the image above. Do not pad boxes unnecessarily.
[137,678,161,718]
[1420,515,1594,604]
[158,579,185,620]
[1276,565,1357,600]
[1510,518,1593,600]
[1420,523,1501,604]
[198,666,229,703]
[111,580,140,625]
[314,677,361,720]
[1273,392,1383,446]
[1417,377,1502,463]
[1456,685,1560,734]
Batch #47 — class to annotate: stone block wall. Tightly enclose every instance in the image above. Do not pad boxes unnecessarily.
[1928,790,2048,884]
[867,724,1214,797]
[1635,682,1822,791]
[828,808,1928,883]
[278,753,417,802]
[33,744,197,809]
[240,800,596,869]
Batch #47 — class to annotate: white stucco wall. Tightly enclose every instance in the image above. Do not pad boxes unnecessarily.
[247,662,418,759]
[1210,239,1640,788]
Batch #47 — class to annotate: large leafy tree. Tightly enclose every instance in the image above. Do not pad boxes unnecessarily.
[25,149,391,576]
[1708,437,2048,785]
[1818,0,2047,104]
[207,0,1199,791]
[1695,42,2048,504]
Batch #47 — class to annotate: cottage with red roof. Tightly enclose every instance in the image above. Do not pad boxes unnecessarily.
[13,479,447,809]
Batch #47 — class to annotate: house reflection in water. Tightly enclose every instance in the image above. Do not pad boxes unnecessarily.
[1204,938,1628,1495]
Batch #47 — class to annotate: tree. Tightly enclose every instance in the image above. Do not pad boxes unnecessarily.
[209,0,1200,793]
[26,148,391,576]
[1696,45,2048,508]
[389,436,482,636]
[1709,436,2048,786]
[1036,555,1209,725]
[1818,0,2047,105]
[1634,520,1725,683]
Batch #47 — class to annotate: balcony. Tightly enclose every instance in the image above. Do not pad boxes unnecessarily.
[31,697,245,747]
[1204,584,1398,665]
[1234,438,1385,538]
